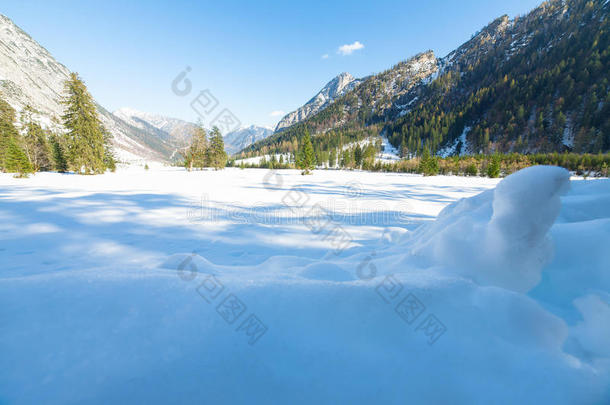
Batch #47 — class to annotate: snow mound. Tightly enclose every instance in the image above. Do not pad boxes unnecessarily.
[571,294,610,359]
[299,262,355,282]
[160,253,217,278]
[410,166,570,292]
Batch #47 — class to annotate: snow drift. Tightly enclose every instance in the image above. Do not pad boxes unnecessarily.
[1,166,609,404]
[410,166,571,292]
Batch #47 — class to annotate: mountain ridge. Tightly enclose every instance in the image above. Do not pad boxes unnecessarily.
[243,0,609,158]
[274,72,362,132]
[224,125,274,154]
[114,107,274,155]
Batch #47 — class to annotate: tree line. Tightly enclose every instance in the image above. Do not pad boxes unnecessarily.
[232,130,383,173]
[233,147,610,179]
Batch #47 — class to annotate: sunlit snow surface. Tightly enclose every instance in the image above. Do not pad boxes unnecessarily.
[0,166,608,404]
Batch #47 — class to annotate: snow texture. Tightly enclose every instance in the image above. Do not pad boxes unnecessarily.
[0,166,608,404]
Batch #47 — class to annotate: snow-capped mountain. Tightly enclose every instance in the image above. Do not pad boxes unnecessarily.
[224,125,273,155]
[0,14,172,162]
[114,107,197,148]
[243,51,437,155]
[275,72,361,132]
[114,108,271,155]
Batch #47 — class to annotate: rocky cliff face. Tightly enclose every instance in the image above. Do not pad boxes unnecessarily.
[0,14,173,162]
[0,14,72,129]
[275,72,361,131]
[357,50,438,121]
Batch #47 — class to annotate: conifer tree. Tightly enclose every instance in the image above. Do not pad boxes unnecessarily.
[296,131,315,175]
[0,95,17,170]
[363,144,376,169]
[418,148,439,176]
[208,126,227,170]
[49,133,68,172]
[0,94,31,176]
[487,154,501,178]
[329,148,336,168]
[186,124,208,170]
[62,72,110,174]
[102,128,117,172]
[354,144,363,168]
[5,138,33,176]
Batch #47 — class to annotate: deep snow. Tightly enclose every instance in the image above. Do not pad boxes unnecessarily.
[0,167,608,404]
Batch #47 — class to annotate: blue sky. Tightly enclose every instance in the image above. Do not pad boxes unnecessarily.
[3,0,543,129]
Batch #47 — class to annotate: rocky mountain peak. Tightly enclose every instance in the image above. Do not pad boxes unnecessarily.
[275,72,361,132]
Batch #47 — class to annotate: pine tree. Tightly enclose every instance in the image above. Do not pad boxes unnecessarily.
[102,128,117,172]
[465,163,478,176]
[187,124,208,170]
[418,148,439,176]
[62,72,109,174]
[329,148,336,168]
[208,126,227,170]
[296,131,315,174]
[5,137,32,176]
[49,133,68,172]
[0,94,31,176]
[487,154,501,178]
[0,128,9,170]
[0,94,17,171]
[354,144,363,168]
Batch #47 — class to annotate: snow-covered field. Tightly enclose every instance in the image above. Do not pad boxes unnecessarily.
[1,167,609,404]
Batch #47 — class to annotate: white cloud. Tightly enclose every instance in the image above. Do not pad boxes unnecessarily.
[321,53,329,59]
[269,110,285,117]
[337,41,364,56]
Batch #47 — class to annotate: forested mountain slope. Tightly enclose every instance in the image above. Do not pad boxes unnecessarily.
[243,0,609,159]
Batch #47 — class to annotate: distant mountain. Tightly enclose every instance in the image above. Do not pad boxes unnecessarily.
[114,107,197,150]
[244,51,438,155]
[114,109,271,156]
[0,14,174,162]
[244,0,609,158]
[224,125,273,155]
[274,72,362,132]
